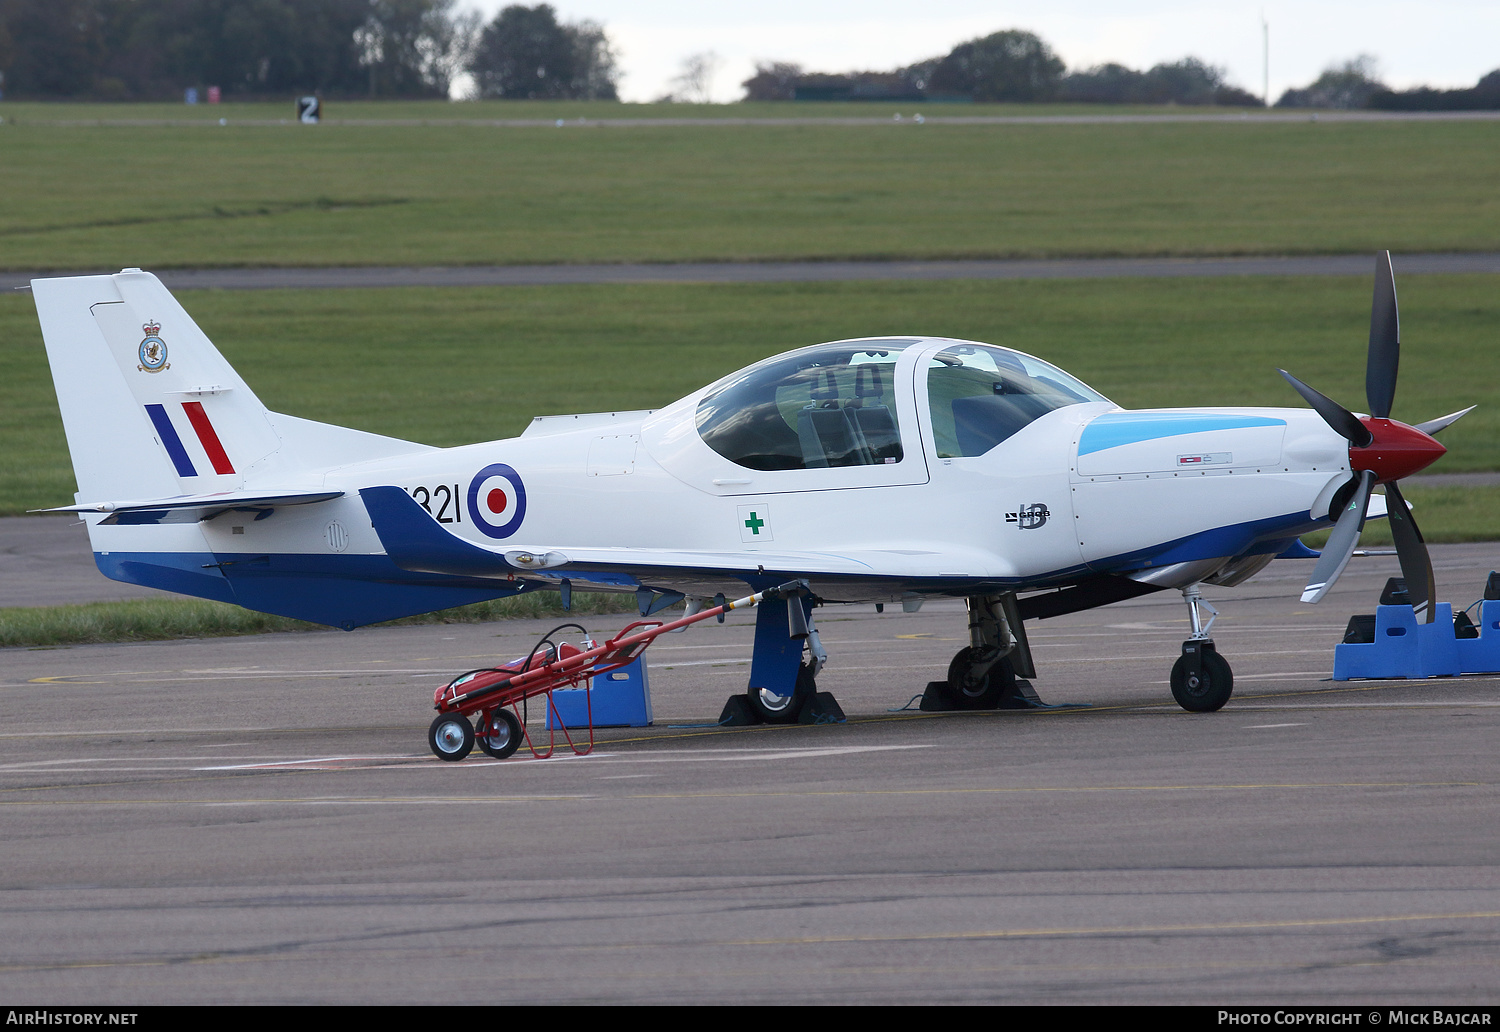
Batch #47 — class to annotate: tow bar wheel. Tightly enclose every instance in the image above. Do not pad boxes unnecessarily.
[477,708,523,760]
[429,712,475,761]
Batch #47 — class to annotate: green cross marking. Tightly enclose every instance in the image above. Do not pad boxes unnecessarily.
[744,512,765,535]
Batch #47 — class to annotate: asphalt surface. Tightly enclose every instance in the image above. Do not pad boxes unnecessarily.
[2,540,1499,1003]
[7,252,1500,292]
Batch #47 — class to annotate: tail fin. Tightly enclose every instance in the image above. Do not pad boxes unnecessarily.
[32,269,426,506]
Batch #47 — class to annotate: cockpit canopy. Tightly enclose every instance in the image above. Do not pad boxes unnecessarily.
[695,341,913,471]
[924,342,1108,458]
[694,338,1107,471]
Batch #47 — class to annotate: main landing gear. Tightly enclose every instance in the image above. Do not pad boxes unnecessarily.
[720,588,844,725]
[1170,584,1233,712]
[923,594,1047,711]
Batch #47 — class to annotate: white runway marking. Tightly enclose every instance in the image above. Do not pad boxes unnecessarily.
[1233,700,1500,709]
[0,743,938,775]
[655,658,751,668]
[594,744,936,763]
[200,755,418,770]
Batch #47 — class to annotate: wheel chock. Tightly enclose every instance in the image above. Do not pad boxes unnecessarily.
[997,678,1048,709]
[921,677,1065,711]
[919,681,953,711]
[717,694,760,726]
[798,691,845,724]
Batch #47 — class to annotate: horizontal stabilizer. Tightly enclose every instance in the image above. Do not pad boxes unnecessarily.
[38,489,343,525]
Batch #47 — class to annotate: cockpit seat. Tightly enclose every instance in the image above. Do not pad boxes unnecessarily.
[952,393,1056,456]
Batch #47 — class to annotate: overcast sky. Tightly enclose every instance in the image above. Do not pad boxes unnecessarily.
[460,1,1499,103]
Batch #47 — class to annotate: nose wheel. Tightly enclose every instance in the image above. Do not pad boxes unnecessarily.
[1171,643,1233,712]
[1172,586,1233,712]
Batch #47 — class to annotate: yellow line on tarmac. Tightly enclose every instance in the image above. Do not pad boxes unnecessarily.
[0,779,1480,807]
[721,909,1500,947]
[615,780,1483,801]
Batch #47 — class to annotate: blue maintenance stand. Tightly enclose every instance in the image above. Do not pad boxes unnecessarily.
[545,656,653,729]
[1334,598,1500,680]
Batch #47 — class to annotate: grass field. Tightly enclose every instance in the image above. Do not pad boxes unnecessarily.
[0,99,1244,123]
[4,273,1495,516]
[0,106,1496,270]
[0,590,637,649]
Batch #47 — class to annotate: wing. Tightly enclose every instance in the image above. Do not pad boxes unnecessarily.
[359,485,998,586]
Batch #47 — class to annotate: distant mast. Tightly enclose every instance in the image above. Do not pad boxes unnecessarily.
[1261,14,1270,106]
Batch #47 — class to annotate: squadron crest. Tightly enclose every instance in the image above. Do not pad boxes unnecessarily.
[137,321,168,372]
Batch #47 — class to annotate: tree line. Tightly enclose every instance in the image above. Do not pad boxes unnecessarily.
[744,29,1499,109]
[744,31,1262,106]
[1273,56,1500,111]
[0,1,618,100]
[1,4,1493,110]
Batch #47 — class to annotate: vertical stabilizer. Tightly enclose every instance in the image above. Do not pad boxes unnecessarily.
[34,270,280,502]
[35,270,429,507]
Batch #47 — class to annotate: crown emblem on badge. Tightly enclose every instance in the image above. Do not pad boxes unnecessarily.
[143,320,161,336]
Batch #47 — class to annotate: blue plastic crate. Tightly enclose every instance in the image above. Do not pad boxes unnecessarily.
[545,656,653,729]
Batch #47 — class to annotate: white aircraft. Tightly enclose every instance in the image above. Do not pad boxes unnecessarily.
[29,255,1465,724]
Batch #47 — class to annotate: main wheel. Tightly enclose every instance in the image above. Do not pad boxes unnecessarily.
[745,662,815,723]
[1170,650,1234,712]
[942,647,1017,709]
[428,712,474,761]
[477,708,522,760]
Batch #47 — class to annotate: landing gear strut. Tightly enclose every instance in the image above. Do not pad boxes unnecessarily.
[1171,584,1233,712]
[927,594,1046,710]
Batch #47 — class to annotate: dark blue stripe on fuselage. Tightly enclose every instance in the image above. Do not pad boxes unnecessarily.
[1087,510,1324,574]
[144,404,198,477]
[94,549,538,630]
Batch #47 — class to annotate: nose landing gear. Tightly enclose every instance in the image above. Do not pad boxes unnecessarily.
[1171,585,1233,712]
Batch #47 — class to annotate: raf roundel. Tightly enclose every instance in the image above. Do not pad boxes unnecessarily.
[467,463,527,539]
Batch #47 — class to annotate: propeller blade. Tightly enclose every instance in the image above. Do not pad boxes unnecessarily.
[1301,470,1376,604]
[1367,250,1400,419]
[1413,405,1476,437]
[1383,481,1436,623]
[1279,369,1373,447]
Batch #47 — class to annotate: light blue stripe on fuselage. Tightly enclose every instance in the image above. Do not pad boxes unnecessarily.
[1078,412,1286,456]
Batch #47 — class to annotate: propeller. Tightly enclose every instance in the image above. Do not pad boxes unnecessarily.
[1279,251,1461,621]
[1413,405,1476,437]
